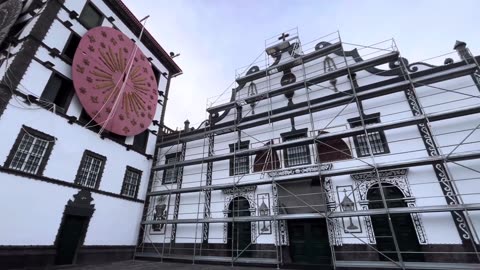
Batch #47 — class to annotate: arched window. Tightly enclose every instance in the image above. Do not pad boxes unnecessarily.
[367,184,424,262]
[253,142,280,172]
[316,131,352,163]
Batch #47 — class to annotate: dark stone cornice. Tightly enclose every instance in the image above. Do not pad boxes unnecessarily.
[0,166,144,203]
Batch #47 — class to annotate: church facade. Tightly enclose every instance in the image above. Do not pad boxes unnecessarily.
[142,31,480,269]
[0,0,181,268]
[1,1,480,270]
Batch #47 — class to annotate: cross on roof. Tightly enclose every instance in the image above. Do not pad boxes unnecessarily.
[278,33,290,42]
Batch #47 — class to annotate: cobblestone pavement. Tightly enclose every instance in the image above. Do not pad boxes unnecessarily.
[50,260,276,270]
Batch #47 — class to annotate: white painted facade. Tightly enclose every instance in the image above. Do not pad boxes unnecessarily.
[148,33,480,266]
[0,0,179,252]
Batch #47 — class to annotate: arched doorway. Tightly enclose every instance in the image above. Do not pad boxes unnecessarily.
[316,131,351,163]
[253,142,280,172]
[367,184,424,262]
[227,196,252,258]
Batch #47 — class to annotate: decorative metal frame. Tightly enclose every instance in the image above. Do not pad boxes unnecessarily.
[351,169,428,245]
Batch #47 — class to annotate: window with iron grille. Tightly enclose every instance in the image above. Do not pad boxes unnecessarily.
[163,153,180,184]
[282,129,311,167]
[5,126,55,175]
[229,141,250,176]
[75,150,106,189]
[348,113,390,157]
[121,166,142,198]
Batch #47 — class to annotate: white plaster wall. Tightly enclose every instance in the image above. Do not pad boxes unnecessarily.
[155,38,480,248]
[0,175,76,245]
[85,193,144,245]
[0,173,144,246]
[0,0,184,247]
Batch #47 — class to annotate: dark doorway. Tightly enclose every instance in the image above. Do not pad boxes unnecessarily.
[55,190,95,265]
[368,184,424,262]
[288,219,332,267]
[55,215,89,265]
[227,196,252,258]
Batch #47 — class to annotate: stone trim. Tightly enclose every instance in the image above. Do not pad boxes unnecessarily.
[222,186,258,244]
[404,87,473,244]
[351,169,428,245]
[170,142,187,243]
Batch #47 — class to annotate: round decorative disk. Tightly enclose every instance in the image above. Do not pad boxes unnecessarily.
[72,26,158,136]
[0,0,22,46]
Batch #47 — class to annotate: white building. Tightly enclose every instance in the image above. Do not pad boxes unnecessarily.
[0,0,181,268]
[142,30,480,269]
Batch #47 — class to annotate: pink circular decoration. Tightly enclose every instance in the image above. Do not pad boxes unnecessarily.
[72,26,158,136]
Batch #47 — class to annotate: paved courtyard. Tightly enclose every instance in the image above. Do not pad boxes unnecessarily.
[52,260,277,270]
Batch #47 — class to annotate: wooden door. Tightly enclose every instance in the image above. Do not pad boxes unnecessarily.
[55,215,88,265]
[368,184,424,262]
[228,197,252,258]
[288,219,332,266]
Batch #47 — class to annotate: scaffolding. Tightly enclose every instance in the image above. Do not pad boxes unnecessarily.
[135,30,480,269]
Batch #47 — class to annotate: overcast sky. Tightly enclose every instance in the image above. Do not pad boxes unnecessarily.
[123,0,478,130]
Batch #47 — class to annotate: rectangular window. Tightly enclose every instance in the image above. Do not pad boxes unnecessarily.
[40,74,75,113]
[229,141,250,176]
[281,129,311,167]
[63,33,81,60]
[163,153,180,184]
[132,129,149,153]
[121,167,142,198]
[348,113,390,157]
[6,127,55,175]
[75,150,106,189]
[151,64,161,87]
[79,2,103,29]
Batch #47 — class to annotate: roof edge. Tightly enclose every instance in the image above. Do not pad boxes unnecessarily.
[104,0,182,76]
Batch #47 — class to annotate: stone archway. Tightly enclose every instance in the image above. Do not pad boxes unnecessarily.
[351,169,427,245]
[367,183,424,262]
[222,186,257,244]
